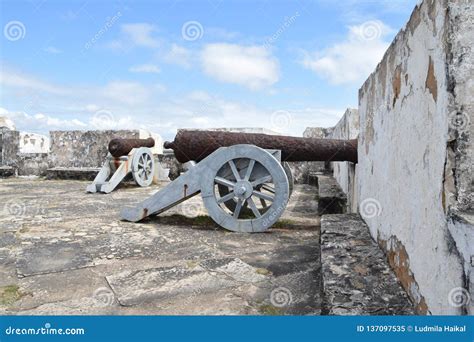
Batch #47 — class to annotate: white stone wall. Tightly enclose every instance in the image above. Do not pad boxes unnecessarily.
[328,108,359,213]
[19,132,50,154]
[139,129,164,155]
[357,0,473,314]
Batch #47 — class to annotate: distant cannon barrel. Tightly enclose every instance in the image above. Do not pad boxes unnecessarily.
[164,130,358,163]
[108,138,155,157]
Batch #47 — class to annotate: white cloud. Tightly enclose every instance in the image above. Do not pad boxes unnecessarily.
[101,81,151,105]
[0,108,87,131]
[0,68,70,95]
[0,66,341,139]
[201,43,279,90]
[84,104,101,112]
[129,64,161,74]
[301,20,393,85]
[163,44,193,68]
[106,23,160,50]
[121,23,160,48]
[205,27,240,41]
[43,46,62,54]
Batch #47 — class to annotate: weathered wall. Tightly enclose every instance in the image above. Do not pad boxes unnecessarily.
[49,130,140,168]
[19,132,49,154]
[0,128,19,167]
[357,0,473,314]
[0,129,49,176]
[328,108,359,213]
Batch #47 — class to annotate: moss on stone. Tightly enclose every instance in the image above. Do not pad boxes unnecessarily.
[0,285,23,306]
[258,304,282,315]
[255,268,271,275]
[272,219,298,228]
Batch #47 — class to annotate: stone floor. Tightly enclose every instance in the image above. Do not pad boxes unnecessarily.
[321,214,414,315]
[0,178,322,315]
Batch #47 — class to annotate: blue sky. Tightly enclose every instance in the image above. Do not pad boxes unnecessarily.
[1,0,418,139]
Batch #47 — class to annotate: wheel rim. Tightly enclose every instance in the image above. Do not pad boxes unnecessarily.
[132,147,154,187]
[201,145,289,232]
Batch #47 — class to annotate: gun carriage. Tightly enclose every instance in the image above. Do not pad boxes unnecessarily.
[121,130,357,232]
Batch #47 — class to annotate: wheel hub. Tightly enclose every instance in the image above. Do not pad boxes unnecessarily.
[233,180,253,199]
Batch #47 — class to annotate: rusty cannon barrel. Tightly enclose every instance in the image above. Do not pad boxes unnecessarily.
[164,130,358,163]
[108,138,155,158]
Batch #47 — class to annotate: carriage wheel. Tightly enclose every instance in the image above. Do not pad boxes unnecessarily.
[217,160,293,212]
[201,145,289,233]
[132,147,155,187]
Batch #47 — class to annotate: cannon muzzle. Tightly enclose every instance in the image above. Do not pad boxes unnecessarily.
[164,130,357,163]
[108,138,155,157]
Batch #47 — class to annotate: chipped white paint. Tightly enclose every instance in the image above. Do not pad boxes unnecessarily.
[355,0,472,314]
[19,132,50,154]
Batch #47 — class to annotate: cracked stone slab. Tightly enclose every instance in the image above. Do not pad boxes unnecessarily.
[107,258,266,306]
[321,214,414,315]
[0,178,321,315]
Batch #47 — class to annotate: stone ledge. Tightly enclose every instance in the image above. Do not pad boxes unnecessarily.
[321,214,414,315]
[317,175,347,215]
[46,167,100,181]
[0,166,15,178]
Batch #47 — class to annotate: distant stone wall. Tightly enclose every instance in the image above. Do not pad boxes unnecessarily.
[327,108,359,212]
[0,128,19,167]
[288,127,332,184]
[19,132,50,154]
[0,129,49,176]
[49,130,140,168]
[355,0,473,315]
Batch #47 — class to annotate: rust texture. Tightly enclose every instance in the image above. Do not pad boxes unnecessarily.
[108,138,155,157]
[164,130,358,163]
[378,235,428,314]
[425,56,438,102]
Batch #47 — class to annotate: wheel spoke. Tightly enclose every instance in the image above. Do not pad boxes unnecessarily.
[228,160,241,181]
[247,197,261,218]
[217,192,235,204]
[215,176,235,188]
[244,159,255,181]
[251,175,272,187]
[261,184,275,193]
[252,190,274,202]
[233,199,244,218]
